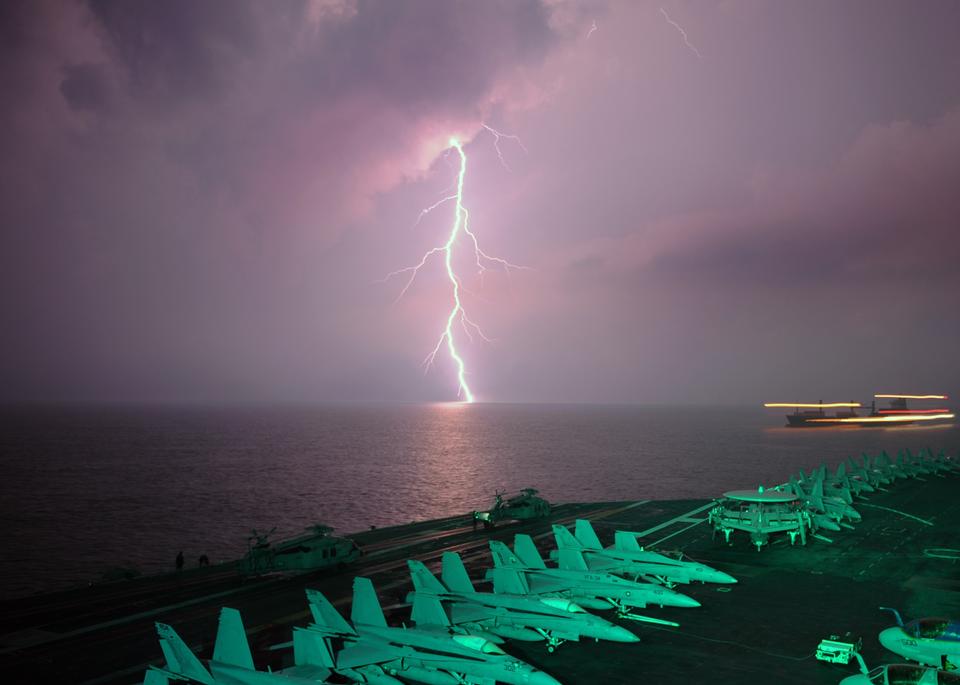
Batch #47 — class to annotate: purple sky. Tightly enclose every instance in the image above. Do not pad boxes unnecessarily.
[2,0,959,405]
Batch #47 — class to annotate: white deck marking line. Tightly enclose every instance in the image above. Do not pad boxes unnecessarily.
[648,518,708,548]
[0,584,261,656]
[632,502,716,538]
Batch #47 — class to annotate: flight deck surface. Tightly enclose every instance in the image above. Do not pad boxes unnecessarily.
[1,473,958,684]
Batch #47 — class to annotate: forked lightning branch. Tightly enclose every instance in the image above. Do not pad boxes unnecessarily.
[384,133,524,403]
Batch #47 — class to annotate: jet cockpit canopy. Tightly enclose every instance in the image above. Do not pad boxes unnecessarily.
[903,618,960,641]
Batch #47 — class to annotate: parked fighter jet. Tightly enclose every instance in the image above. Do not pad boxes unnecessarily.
[923,447,960,474]
[302,577,563,685]
[828,461,874,499]
[486,537,697,624]
[856,453,894,488]
[144,607,334,685]
[552,520,738,587]
[786,476,859,532]
[839,662,960,684]
[878,608,960,670]
[406,553,638,651]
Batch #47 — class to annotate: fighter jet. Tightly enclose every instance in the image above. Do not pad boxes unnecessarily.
[924,447,960,474]
[144,607,335,685]
[549,520,737,587]
[828,461,874,498]
[786,476,860,531]
[878,607,960,670]
[406,553,639,651]
[486,537,697,624]
[839,662,960,685]
[855,453,895,488]
[302,577,563,685]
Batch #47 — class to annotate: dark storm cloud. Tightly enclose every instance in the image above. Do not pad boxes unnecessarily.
[0,0,574,402]
[88,0,263,103]
[82,0,555,112]
[635,108,960,288]
[59,62,113,112]
[1,0,958,404]
[296,0,555,108]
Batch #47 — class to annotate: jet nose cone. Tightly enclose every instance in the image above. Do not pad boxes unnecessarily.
[708,570,738,584]
[819,519,841,532]
[878,627,903,655]
[663,591,700,608]
[607,625,641,643]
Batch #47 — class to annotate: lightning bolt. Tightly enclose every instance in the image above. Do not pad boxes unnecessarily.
[659,7,702,59]
[481,123,528,172]
[385,135,525,402]
[586,19,598,40]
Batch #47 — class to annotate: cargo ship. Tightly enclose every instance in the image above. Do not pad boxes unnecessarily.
[765,394,954,428]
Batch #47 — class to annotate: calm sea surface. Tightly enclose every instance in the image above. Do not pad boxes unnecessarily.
[1,403,957,599]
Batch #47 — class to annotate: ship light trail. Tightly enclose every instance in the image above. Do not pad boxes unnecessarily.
[809,413,955,423]
[764,402,861,408]
[878,408,951,414]
[384,135,523,402]
[875,394,948,400]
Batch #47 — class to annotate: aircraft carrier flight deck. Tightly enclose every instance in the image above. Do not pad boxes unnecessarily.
[2,463,958,685]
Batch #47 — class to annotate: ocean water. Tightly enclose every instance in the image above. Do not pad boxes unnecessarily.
[1,403,957,599]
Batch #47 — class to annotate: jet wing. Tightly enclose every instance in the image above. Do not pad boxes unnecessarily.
[338,639,480,668]
[524,573,580,595]
[336,642,397,669]
[448,602,497,626]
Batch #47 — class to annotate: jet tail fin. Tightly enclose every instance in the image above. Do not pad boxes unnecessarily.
[212,607,255,671]
[513,534,547,569]
[411,593,452,627]
[489,567,531,595]
[305,588,356,636]
[441,552,475,593]
[351,577,388,628]
[553,524,585,551]
[614,531,642,552]
[556,548,589,572]
[489,540,524,569]
[292,627,336,669]
[408,560,449,595]
[155,623,215,685]
[574,520,603,550]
